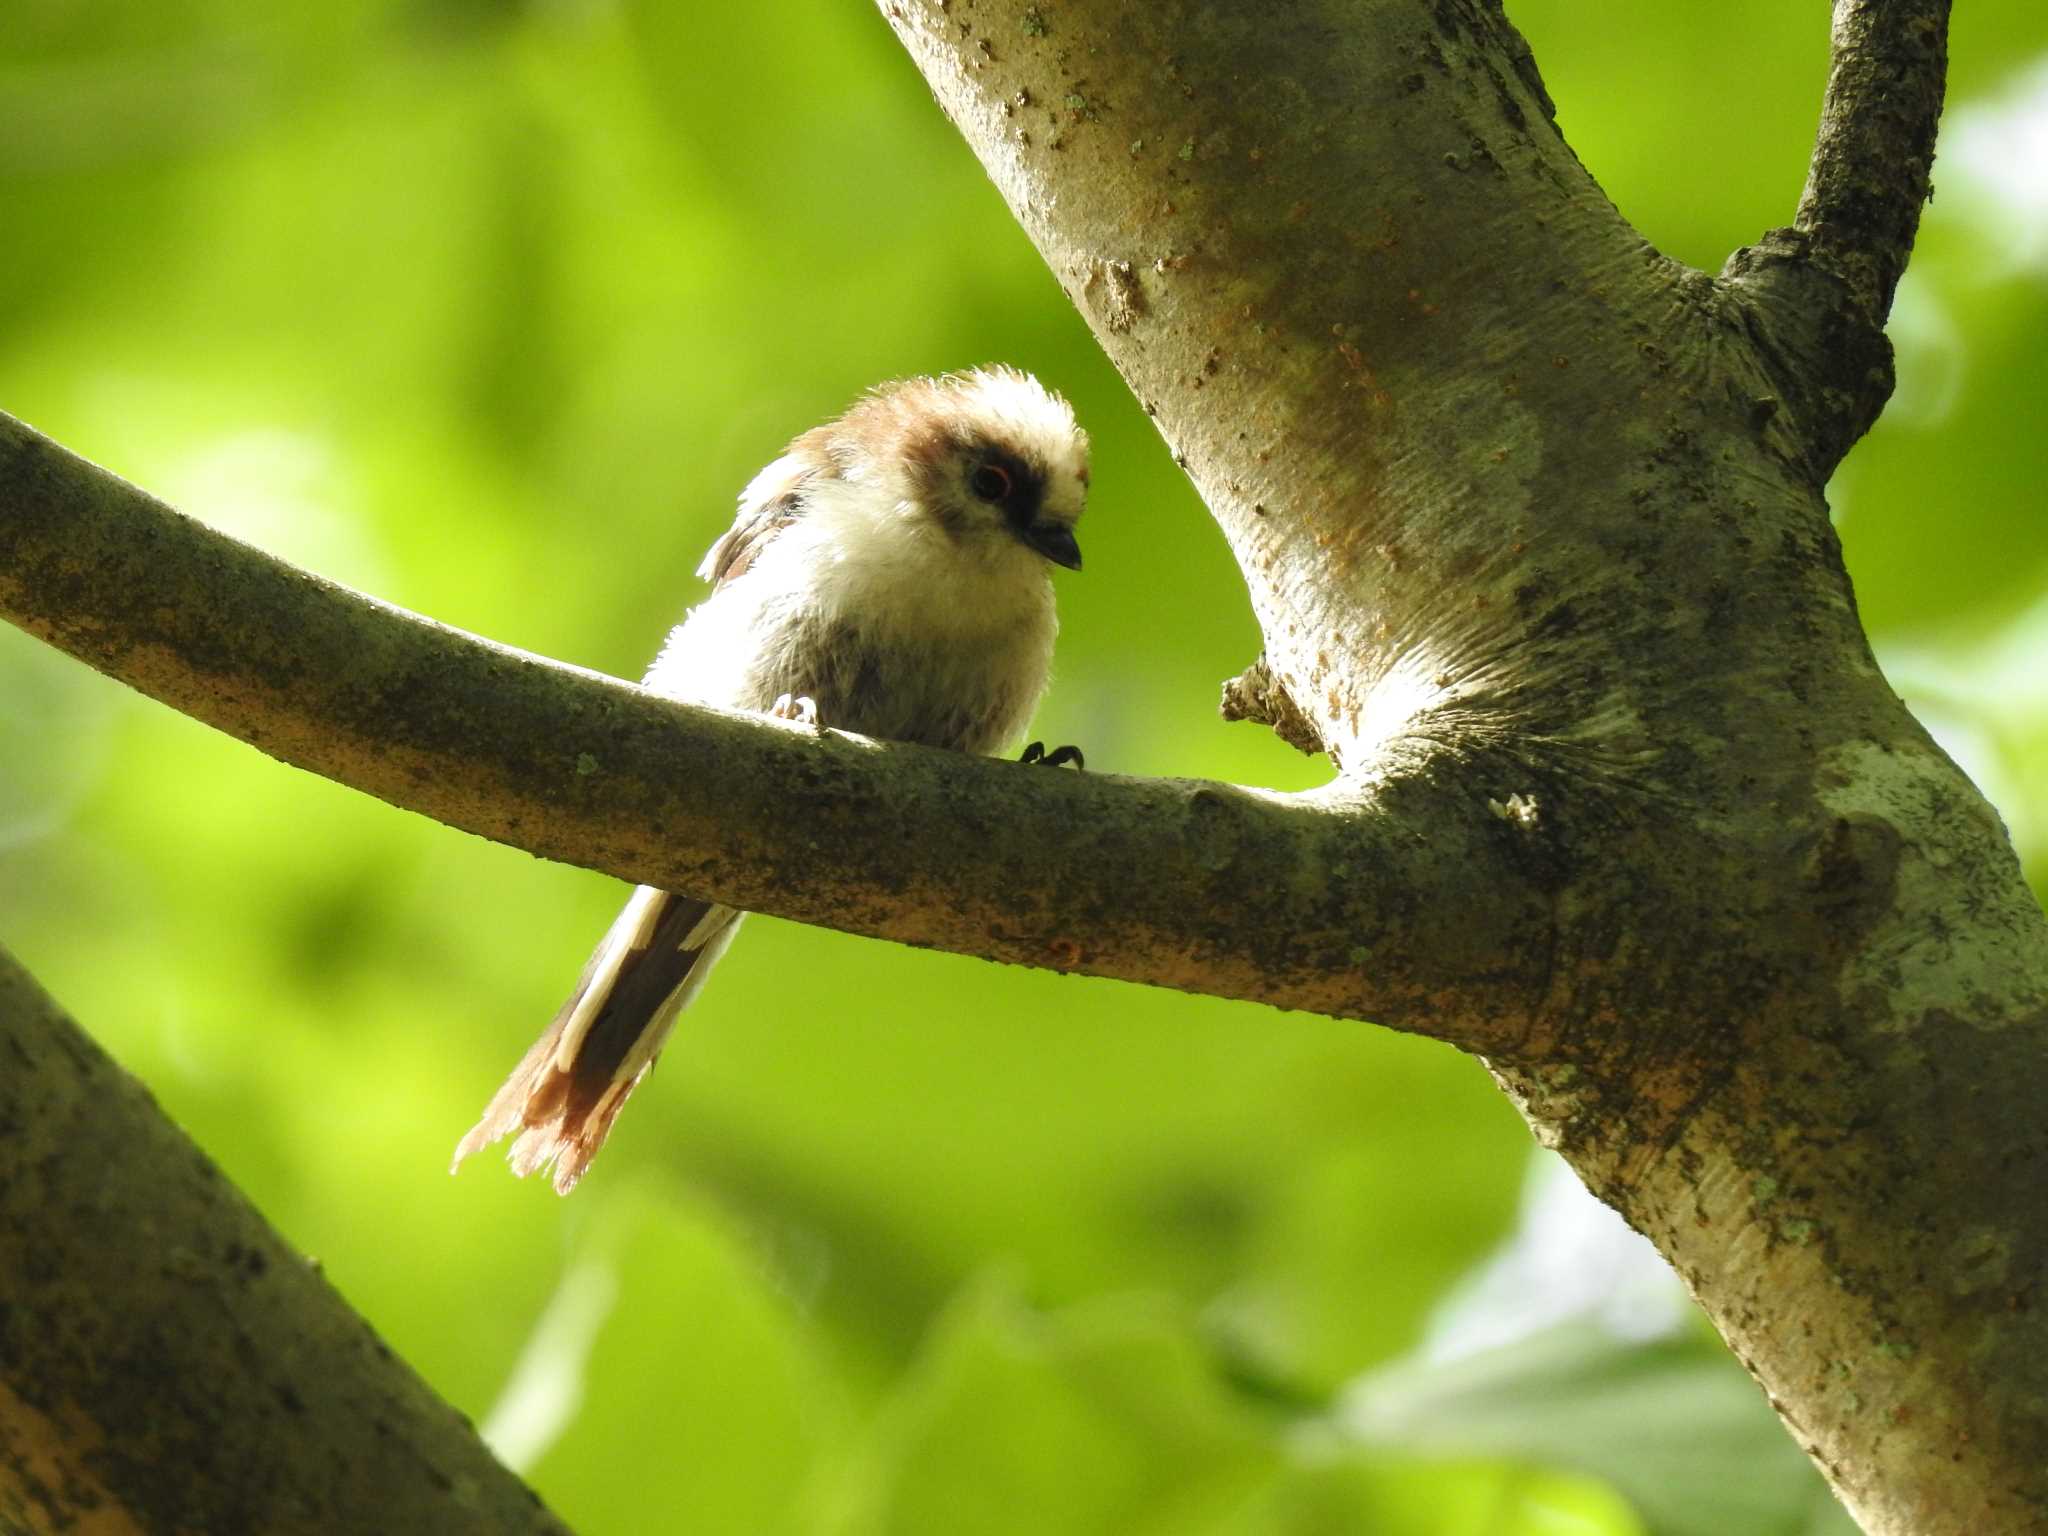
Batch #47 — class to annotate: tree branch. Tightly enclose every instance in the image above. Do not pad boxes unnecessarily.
[1724,0,1950,477]
[0,408,1552,1046]
[1794,0,1950,327]
[871,2,2047,1530]
[0,945,572,1534]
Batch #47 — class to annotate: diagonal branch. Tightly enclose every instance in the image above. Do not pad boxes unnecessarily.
[0,409,1552,1047]
[1725,0,1951,476]
[0,944,574,1535]
[1794,0,1951,327]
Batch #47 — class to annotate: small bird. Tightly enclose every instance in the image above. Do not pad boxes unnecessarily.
[453,367,1089,1193]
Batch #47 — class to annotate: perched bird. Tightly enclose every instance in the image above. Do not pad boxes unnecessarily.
[454,367,1090,1193]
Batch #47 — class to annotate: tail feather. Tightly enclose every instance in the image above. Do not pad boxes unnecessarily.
[453,887,743,1194]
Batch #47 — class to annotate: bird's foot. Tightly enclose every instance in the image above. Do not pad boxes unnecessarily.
[770,694,823,730]
[1020,741,1085,770]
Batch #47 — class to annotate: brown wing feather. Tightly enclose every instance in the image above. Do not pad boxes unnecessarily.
[698,433,828,587]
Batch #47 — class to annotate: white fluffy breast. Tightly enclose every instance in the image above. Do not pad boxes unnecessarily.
[645,475,1059,754]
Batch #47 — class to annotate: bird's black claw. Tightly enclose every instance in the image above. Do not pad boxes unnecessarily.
[1021,741,1085,770]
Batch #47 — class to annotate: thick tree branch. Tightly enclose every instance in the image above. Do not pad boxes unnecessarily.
[0,945,571,1535]
[874,2,2044,1531]
[0,408,1552,1046]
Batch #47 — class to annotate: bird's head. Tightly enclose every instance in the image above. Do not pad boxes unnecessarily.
[846,367,1089,571]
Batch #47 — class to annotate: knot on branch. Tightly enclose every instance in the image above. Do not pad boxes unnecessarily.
[1721,228,1897,482]
[1219,656,1324,759]
[1080,257,1145,334]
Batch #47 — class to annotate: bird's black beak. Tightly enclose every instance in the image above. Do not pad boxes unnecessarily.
[1025,522,1082,570]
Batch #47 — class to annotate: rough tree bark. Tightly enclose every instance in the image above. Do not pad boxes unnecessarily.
[0,948,573,1535]
[873,2,2040,1532]
[0,1,2038,1533]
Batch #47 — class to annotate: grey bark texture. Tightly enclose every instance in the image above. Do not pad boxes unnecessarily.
[0,946,574,1536]
[0,0,2038,1532]
[872,1,2040,1532]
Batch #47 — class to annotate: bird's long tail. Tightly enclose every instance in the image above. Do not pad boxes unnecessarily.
[453,887,743,1194]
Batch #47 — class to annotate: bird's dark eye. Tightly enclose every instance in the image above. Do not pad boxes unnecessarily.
[969,463,1012,502]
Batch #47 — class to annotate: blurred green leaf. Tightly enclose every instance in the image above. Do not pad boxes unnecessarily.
[1341,1323,1859,1536]
[816,1279,1645,1536]
[819,1278,1274,1536]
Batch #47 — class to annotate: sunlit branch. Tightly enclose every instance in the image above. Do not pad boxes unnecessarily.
[0,409,1550,1041]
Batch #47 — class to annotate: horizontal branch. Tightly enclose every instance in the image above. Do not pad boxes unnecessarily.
[0,409,1553,1042]
[0,945,572,1534]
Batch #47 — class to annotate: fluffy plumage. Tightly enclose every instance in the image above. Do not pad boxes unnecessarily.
[454,367,1089,1192]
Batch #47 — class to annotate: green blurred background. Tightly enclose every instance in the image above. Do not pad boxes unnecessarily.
[3,3,2043,1532]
